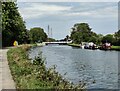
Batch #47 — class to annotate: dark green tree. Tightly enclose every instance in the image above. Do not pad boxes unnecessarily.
[114,30,120,45]
[63,35,70,41]
[73,23,92,32]
[2,2,29,47]
[96,34,103,45]
[101,34,115,45]
[89,36,97,43]
[29,27,47,43]
[70,23,98,44]
[47,38,56,42]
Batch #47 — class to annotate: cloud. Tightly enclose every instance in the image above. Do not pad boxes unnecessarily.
[18,2,117,21]
[17,2,117,39]
[64,5,117,19]
[18,3,72,19]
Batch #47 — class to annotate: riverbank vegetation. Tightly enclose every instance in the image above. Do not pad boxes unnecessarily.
[29,27,47,43]
[2,2,53,47]
[68,43,80,48]
[111,46,120,51]
[70,23,120,46]
[2,2,30,47]
[69,23,120,50]
[70,23,98,44]
[7,45,85,89]
[2,2,120,49]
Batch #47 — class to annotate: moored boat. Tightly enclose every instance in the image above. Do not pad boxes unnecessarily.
[99,42,111,50]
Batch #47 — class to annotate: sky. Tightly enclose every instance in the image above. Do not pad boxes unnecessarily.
[17,2,118,40]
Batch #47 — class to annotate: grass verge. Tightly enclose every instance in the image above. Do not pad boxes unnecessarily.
[7,44,85,89]
[68,43,81,48]
[111,46,120,51]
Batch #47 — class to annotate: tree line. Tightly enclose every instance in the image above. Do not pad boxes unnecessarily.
[2,2,120,47]
[2,2,48,47]
[70,23,120,46]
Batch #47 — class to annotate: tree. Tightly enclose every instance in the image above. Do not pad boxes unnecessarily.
[73,23,92,32]
[115,30,120,39]
[2,2,29,47]
[114,30,120,45]
[63,35,70,41]
[101,34,115,45]
[29,27,47,43]
[89,36,97,43]
[70,23,98,44]
[47,38,56,42]
[96,34,103,45]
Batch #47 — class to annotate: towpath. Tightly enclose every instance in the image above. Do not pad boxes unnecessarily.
[0,48,16,90]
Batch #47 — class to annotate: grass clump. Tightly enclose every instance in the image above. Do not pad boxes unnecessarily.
[7,45,85,90]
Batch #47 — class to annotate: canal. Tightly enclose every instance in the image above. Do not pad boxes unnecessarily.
[29,45,119,89]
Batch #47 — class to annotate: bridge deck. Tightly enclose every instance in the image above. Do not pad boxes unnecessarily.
[45,41,72,45]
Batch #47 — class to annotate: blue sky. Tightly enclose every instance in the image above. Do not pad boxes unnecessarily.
[17,2,118,40]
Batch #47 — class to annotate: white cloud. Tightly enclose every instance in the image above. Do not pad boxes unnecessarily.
[18,2,117,21]
[18,3,72,19]
[93,6,118,18]
[64,5,117,19]
[17,2,117,39]
[65,12,92,16]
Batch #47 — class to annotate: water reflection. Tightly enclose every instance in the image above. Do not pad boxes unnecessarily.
[29,45,119,89]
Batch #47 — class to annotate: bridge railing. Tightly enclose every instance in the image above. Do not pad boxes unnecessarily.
[44,41,72,44]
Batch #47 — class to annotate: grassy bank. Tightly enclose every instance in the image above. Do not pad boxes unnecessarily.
[111,46,120,51]
[7,44,84,89]
[68,43,81,48]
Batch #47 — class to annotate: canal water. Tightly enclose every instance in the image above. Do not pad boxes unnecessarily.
[29,45,119,89]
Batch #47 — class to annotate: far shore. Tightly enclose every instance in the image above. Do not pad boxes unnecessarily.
[68,43,120,51]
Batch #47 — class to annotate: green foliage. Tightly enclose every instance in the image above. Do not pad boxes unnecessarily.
[68,43,80,47]
[114,30,120,46]
[47,38,56,42]
[29,27,47,43]
[70,23,120,46]
[33,51,44,65]
[96,34,103,45]
[63,35,70,41]
[2,2,29,47]
[7,45,84,89]
[70,23,98,44]
[101,33,120,46]
[101,34,115,44]
[73,23,92,32]
[111,46,120,49]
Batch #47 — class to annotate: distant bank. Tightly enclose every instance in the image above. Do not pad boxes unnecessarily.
[68,43,120,51]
